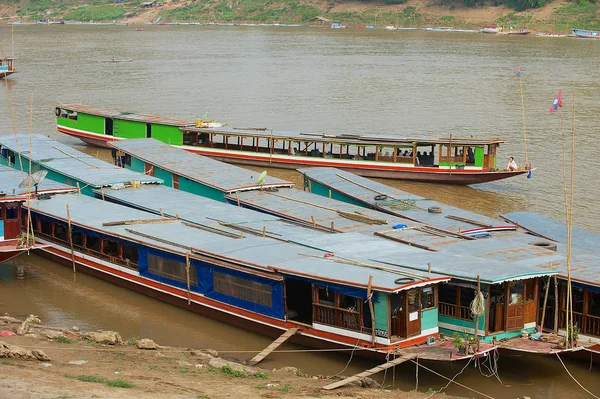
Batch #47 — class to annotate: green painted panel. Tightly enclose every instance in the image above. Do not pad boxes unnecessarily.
[475,147,484,167]
[420,308,438,331]
[129,157,146,174]
[178,176,225,202]
[374,293,388,333]
[308,179,367,208]
[150,124,183,146]
[57,113,106,135]
[153,167,172,187]
[116,120,146,139]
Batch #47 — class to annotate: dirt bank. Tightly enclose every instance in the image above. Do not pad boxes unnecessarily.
[0,315,460,399]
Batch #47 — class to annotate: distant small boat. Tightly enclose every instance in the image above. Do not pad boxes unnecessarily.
[365,25,376,29]
[396,27,418,31]
[384,25,396,30]
[536,33,570,38]
[481,25,500,34]
[102,58,133,63]
[330,22,344,29]
[501,28,530,35]
[572,29,600,39]
[0,57,15,79]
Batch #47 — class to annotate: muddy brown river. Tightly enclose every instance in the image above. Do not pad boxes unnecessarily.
[1,24,600,398]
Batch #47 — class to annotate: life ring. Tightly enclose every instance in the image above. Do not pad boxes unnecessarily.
[428,206,442,214]
[394,277,415,285]
[374,194,388,201]
[55,107,61,117]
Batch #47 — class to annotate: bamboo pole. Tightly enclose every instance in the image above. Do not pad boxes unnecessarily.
[185,252,191,305]
[554,275,559,333]
[567,93,576,346]
[66,204,76,273]
[540,273,552,332]
[473,275,480,345]
[367,275,376,347]
[518,70,529,166]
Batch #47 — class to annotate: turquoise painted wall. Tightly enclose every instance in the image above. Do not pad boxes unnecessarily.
[153,166,172,187]
[178,176,225,202]
[374,293,388,334]
[421,308,438,331]
[439,326,536,343]
[308,179,367,208]
[129,157,146,174]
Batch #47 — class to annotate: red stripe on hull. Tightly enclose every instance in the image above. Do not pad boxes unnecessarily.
[37,244,434,357]
[57,128,526,185]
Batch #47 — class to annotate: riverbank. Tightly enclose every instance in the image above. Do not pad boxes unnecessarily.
[0,315,461,399]
[0,0,598,34]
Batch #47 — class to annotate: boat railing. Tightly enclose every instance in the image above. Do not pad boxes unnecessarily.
[439,301,471,320]
[313,303,361,331]
[561,309,600,338]
[35,230,139,271]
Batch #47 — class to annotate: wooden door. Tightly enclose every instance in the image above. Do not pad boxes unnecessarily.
[506,281,525,331]
[3,203,21,239]
[406,289,421,337]
[144,163,154,176]
[172,174,179,190]
[390,292,406,339]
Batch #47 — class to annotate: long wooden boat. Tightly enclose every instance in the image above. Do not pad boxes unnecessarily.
[54,104,528,185]
[0,57,15,79]
[572,29,600,39]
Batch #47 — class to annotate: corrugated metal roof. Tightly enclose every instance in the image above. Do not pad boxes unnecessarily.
[299,167,507,232]
[93,184,330,243]
[110,139,294,192]
[0,134,163,187]
[28,193,448,292]
[228,188,420,234]
[0,164,75,197]
[56,104,194,127]
[502,212,600,254]
[183,126,506,146]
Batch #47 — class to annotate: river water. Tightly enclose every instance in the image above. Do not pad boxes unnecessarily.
[1,24,600,398]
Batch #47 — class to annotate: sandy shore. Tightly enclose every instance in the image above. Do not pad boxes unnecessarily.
[0,315,461,399]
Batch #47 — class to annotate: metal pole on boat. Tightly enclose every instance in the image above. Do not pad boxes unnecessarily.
[66,204,76,273]
[185,252,191,305]
[367,275,376,347]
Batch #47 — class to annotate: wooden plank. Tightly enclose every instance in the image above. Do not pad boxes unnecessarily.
[103,218,177,226]
[322,353,416,390]
[445,214,493,228]
[248,328,299,366]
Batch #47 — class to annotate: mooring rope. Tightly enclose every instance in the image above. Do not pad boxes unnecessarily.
[555,353,600,399]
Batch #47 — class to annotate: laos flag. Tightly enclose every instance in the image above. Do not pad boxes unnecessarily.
[550,90,563,113]
[515,65,521,78]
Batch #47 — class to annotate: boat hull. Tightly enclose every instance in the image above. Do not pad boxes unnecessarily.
[34,240,434,358]
[61,129,526,185]
[0,239,47,263]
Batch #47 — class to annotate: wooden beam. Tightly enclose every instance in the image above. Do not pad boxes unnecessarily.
[248,328,299,366]
[367,276,376,347]
[102,218,177,227]
[445,215,493,228]
[66,204,76,273]
[322,353,416,390]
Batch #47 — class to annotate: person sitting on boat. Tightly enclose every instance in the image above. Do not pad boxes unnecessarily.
[507,156,518,171]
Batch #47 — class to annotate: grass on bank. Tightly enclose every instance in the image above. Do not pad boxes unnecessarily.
[63,373,133,388]
[208,365,269,379]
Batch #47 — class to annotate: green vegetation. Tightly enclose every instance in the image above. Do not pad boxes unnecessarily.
[208,365,269,379]
[63,374,133,388]
[56,336,77,344]
[64,5,125,21]
[127,337,139,345]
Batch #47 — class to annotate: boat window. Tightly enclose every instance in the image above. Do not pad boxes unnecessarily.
[358,146,376,161]
[572,287,585,314]
[5,205,18,220]
[415,146,435,166]
[40,219,52,235]
[421,286,436,310]
[460,287,476,308]
[314,286,362,331]
[67,111,78,121]
[318,287,335,306]
[438,284,471,320]
[589,292,600,317]
[102,239,119,257]
[122,244,139,266]
[525,279,536,302]
[54,223,67,241]
[213,271,272,307]
[509,281,524,305]
[182,131,198,146]
[148,253,196,285]
[85,235,101,252]
[71,231,84,246]
[377,147,395,163]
